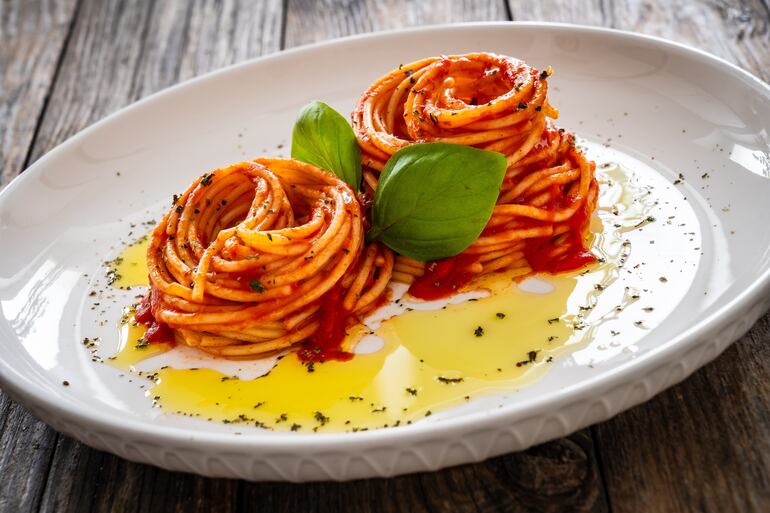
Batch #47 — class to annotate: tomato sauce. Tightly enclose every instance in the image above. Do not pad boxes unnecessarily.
[297,284,354,363]
[523,195,596,273]
[407,254,479,300]
[134,286,174,344]
[524,240,595,273]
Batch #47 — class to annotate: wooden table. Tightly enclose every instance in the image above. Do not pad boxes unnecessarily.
[1,1,768,511]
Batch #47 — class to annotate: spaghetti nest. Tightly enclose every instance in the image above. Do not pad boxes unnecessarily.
[352,52,598,286]
[146,158,393,357]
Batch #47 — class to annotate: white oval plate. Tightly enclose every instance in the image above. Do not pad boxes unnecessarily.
[1,23,769,481]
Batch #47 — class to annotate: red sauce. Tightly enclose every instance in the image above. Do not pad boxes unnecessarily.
[524,239,595,273]
[407,254,479,300]
[411,187,596,300]
[134,293,154,325]
[523,195,596,274]
[143,321,174,344]
[480,218,543,237]
[133,286,174,344]
[297,284,354,363]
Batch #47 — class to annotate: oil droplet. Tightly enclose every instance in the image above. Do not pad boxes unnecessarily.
[106,236,149,289]
[114,307,172,368]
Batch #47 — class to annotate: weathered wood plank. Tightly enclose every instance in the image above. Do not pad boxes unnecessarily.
[283,0,509,47]
[594,322,770,513]
[1,1,767,513]
[26,0,284,165]
[0,1,280,512]
[0,2,79,510]
[505,0,770,511]
[237,432,605,513]
[39,436,237,513]
[0,395,60,513]
[508,0,770,80]
[606,0,770,81]
[507,0,608,25]
[598,1,770,511]
[0,0,78,186]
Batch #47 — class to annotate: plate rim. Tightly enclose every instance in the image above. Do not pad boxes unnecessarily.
[1,21,769,455]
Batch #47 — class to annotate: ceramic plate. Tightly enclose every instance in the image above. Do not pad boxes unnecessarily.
[1,23,769,481]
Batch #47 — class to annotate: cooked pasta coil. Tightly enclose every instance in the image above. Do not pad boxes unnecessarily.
[146,158,392,357]
[354,53,556,179]
[353,52,597,287]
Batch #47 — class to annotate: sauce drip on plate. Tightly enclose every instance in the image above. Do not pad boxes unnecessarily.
[297,284,355,363]
[408,254,480,300]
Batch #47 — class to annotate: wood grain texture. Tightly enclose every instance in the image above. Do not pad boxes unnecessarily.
[39,436,236,513]
[0,3,80,511]
[507,0,770,79]
[507,2,770,511]
[606,0,770,81]
[0,393,59,513]
[0,0,281,512]
[508,0,609,24]
[283,0,509,47]
[565,1,768,511]
[0,0,78,186]
[285,3,769,511]
[26,0,284,165]
[237,432,605,513]
[594,319,770,513]
[0,0,768,512]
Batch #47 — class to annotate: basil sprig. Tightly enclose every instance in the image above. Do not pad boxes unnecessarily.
[368,143,507,261]
[291,100,361,190]
[290,103,507,262]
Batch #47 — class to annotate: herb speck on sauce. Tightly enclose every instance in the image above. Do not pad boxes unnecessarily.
[314,411,330,426]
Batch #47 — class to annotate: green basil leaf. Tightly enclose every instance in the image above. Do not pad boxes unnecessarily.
[291,101,361,190]
[369,142,507,261]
